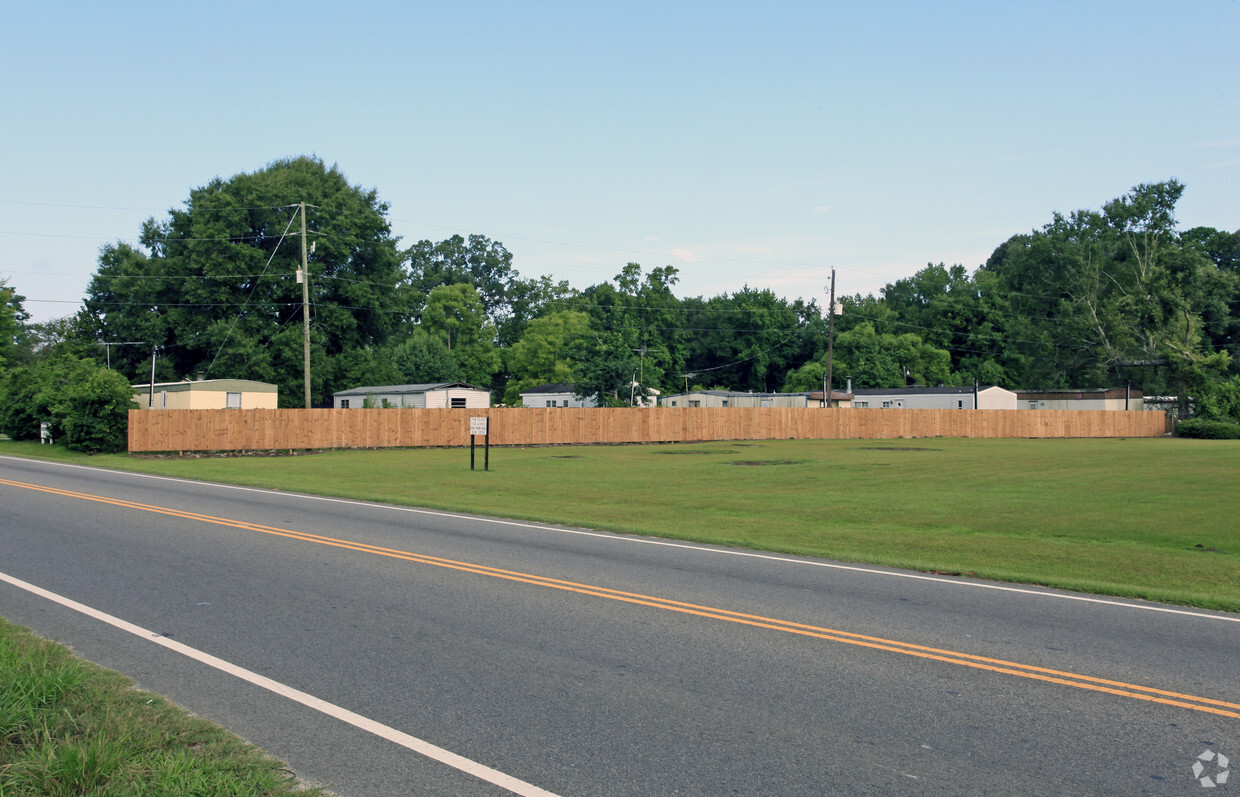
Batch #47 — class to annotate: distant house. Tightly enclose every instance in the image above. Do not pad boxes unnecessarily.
[519,382,659,408]
[805,390,855,408]
[131,379,278,410]
[850,386,1017,410]
[519,383,598,408]
[660,390,825,408]
[1016,388,1144,411]
[332,382,490,409]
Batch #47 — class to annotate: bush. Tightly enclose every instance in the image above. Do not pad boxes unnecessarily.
[0,364,51,440]
[0,355,136,452]
[1194,374,1240,424]
[1176,418,1240,439]
[59,369,138,453]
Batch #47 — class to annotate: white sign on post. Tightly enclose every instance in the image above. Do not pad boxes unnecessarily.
[470,416,488,436]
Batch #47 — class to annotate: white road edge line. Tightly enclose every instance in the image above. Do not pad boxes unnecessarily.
[0,569,560,797]
[4,455,1238,624]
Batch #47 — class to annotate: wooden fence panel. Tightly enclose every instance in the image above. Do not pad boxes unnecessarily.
[127,407,1169,452]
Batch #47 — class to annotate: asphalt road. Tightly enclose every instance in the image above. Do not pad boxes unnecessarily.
[1,454,1237,795]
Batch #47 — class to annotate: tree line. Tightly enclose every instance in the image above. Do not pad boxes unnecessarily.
[2,157,1238,441]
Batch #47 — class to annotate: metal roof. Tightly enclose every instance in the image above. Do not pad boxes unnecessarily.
[130,379,277,393]
[332,382,488,397]
[851,386,1008,396]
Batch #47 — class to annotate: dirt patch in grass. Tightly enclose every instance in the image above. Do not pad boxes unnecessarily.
[727,460,807,466]
[657,449,740,455]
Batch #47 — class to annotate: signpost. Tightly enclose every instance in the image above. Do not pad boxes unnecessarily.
[469,416,490,471]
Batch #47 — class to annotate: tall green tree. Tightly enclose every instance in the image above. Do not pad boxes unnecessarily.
[81,157,410,406]
[500,273,576,348]
[679,286,818,393]
[978,180,1229,399]
[559,264,692,400]
[1180,226,1240,367]
[420,283,500,386]
[388,331,461,384]
[404,234,515,330]
[503,310,590,404]
[0,278,28,372]
[877,263,1009,383]
[784,322,951,391]
[565,325,641,406]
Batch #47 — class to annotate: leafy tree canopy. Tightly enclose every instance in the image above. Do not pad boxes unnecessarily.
[785,322,952,391]
[503,310,590,405]
[420,283,501,386]
[81,157,409,406]
[405,234,515,331]
[0,278,28,372]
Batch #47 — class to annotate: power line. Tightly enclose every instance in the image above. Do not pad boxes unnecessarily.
[204,207,301,379]
[0,198,302,212]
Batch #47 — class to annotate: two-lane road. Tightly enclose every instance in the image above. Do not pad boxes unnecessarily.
[1,454,1236,795]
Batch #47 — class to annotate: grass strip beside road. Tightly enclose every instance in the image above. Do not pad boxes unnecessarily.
[0,617,320,797]
[3,437,1239,612]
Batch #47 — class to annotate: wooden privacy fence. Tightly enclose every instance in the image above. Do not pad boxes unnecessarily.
[128,407,1169,452]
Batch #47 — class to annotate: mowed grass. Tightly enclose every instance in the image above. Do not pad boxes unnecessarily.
[3,437,1239,611]
[0,618,320,797]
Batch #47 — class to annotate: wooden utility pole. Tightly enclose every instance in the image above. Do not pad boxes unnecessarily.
[300,202,311,409]
[148,347,157,409]
[825,268,836,406]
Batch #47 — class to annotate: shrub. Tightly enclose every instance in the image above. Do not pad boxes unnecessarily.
[58,369,138,453]
[0,356,136,452]
[0,364,51,440]
[1176,418,1240,440]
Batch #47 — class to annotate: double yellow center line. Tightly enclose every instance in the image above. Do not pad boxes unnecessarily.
[5,476,1238,720]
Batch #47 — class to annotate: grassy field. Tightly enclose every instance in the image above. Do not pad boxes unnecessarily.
[0,618,319,797]
[3,436,1238,611]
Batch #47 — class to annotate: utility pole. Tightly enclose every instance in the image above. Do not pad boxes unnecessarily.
[97,341,144,370]
[148,347,158,409]
[825,268,836,407]
[632,343,648,385]
[300,202,311,409]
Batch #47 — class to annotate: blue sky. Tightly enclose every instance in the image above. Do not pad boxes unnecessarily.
[3,1,1237,324]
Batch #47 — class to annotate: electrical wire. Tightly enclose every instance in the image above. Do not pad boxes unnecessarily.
[202,207,301,378]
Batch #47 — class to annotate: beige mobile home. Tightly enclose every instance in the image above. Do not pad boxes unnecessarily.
[132,379,278,410]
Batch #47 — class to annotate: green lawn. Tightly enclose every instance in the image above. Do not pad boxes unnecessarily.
[3,436,1238,611]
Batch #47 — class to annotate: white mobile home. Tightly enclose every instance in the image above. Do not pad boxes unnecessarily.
[1016,388,1144,411]
[850,386,1017,410]
[332,382,491,409]
[660,390,812,408]
[519,383,598,408]
[520,382,659,407]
